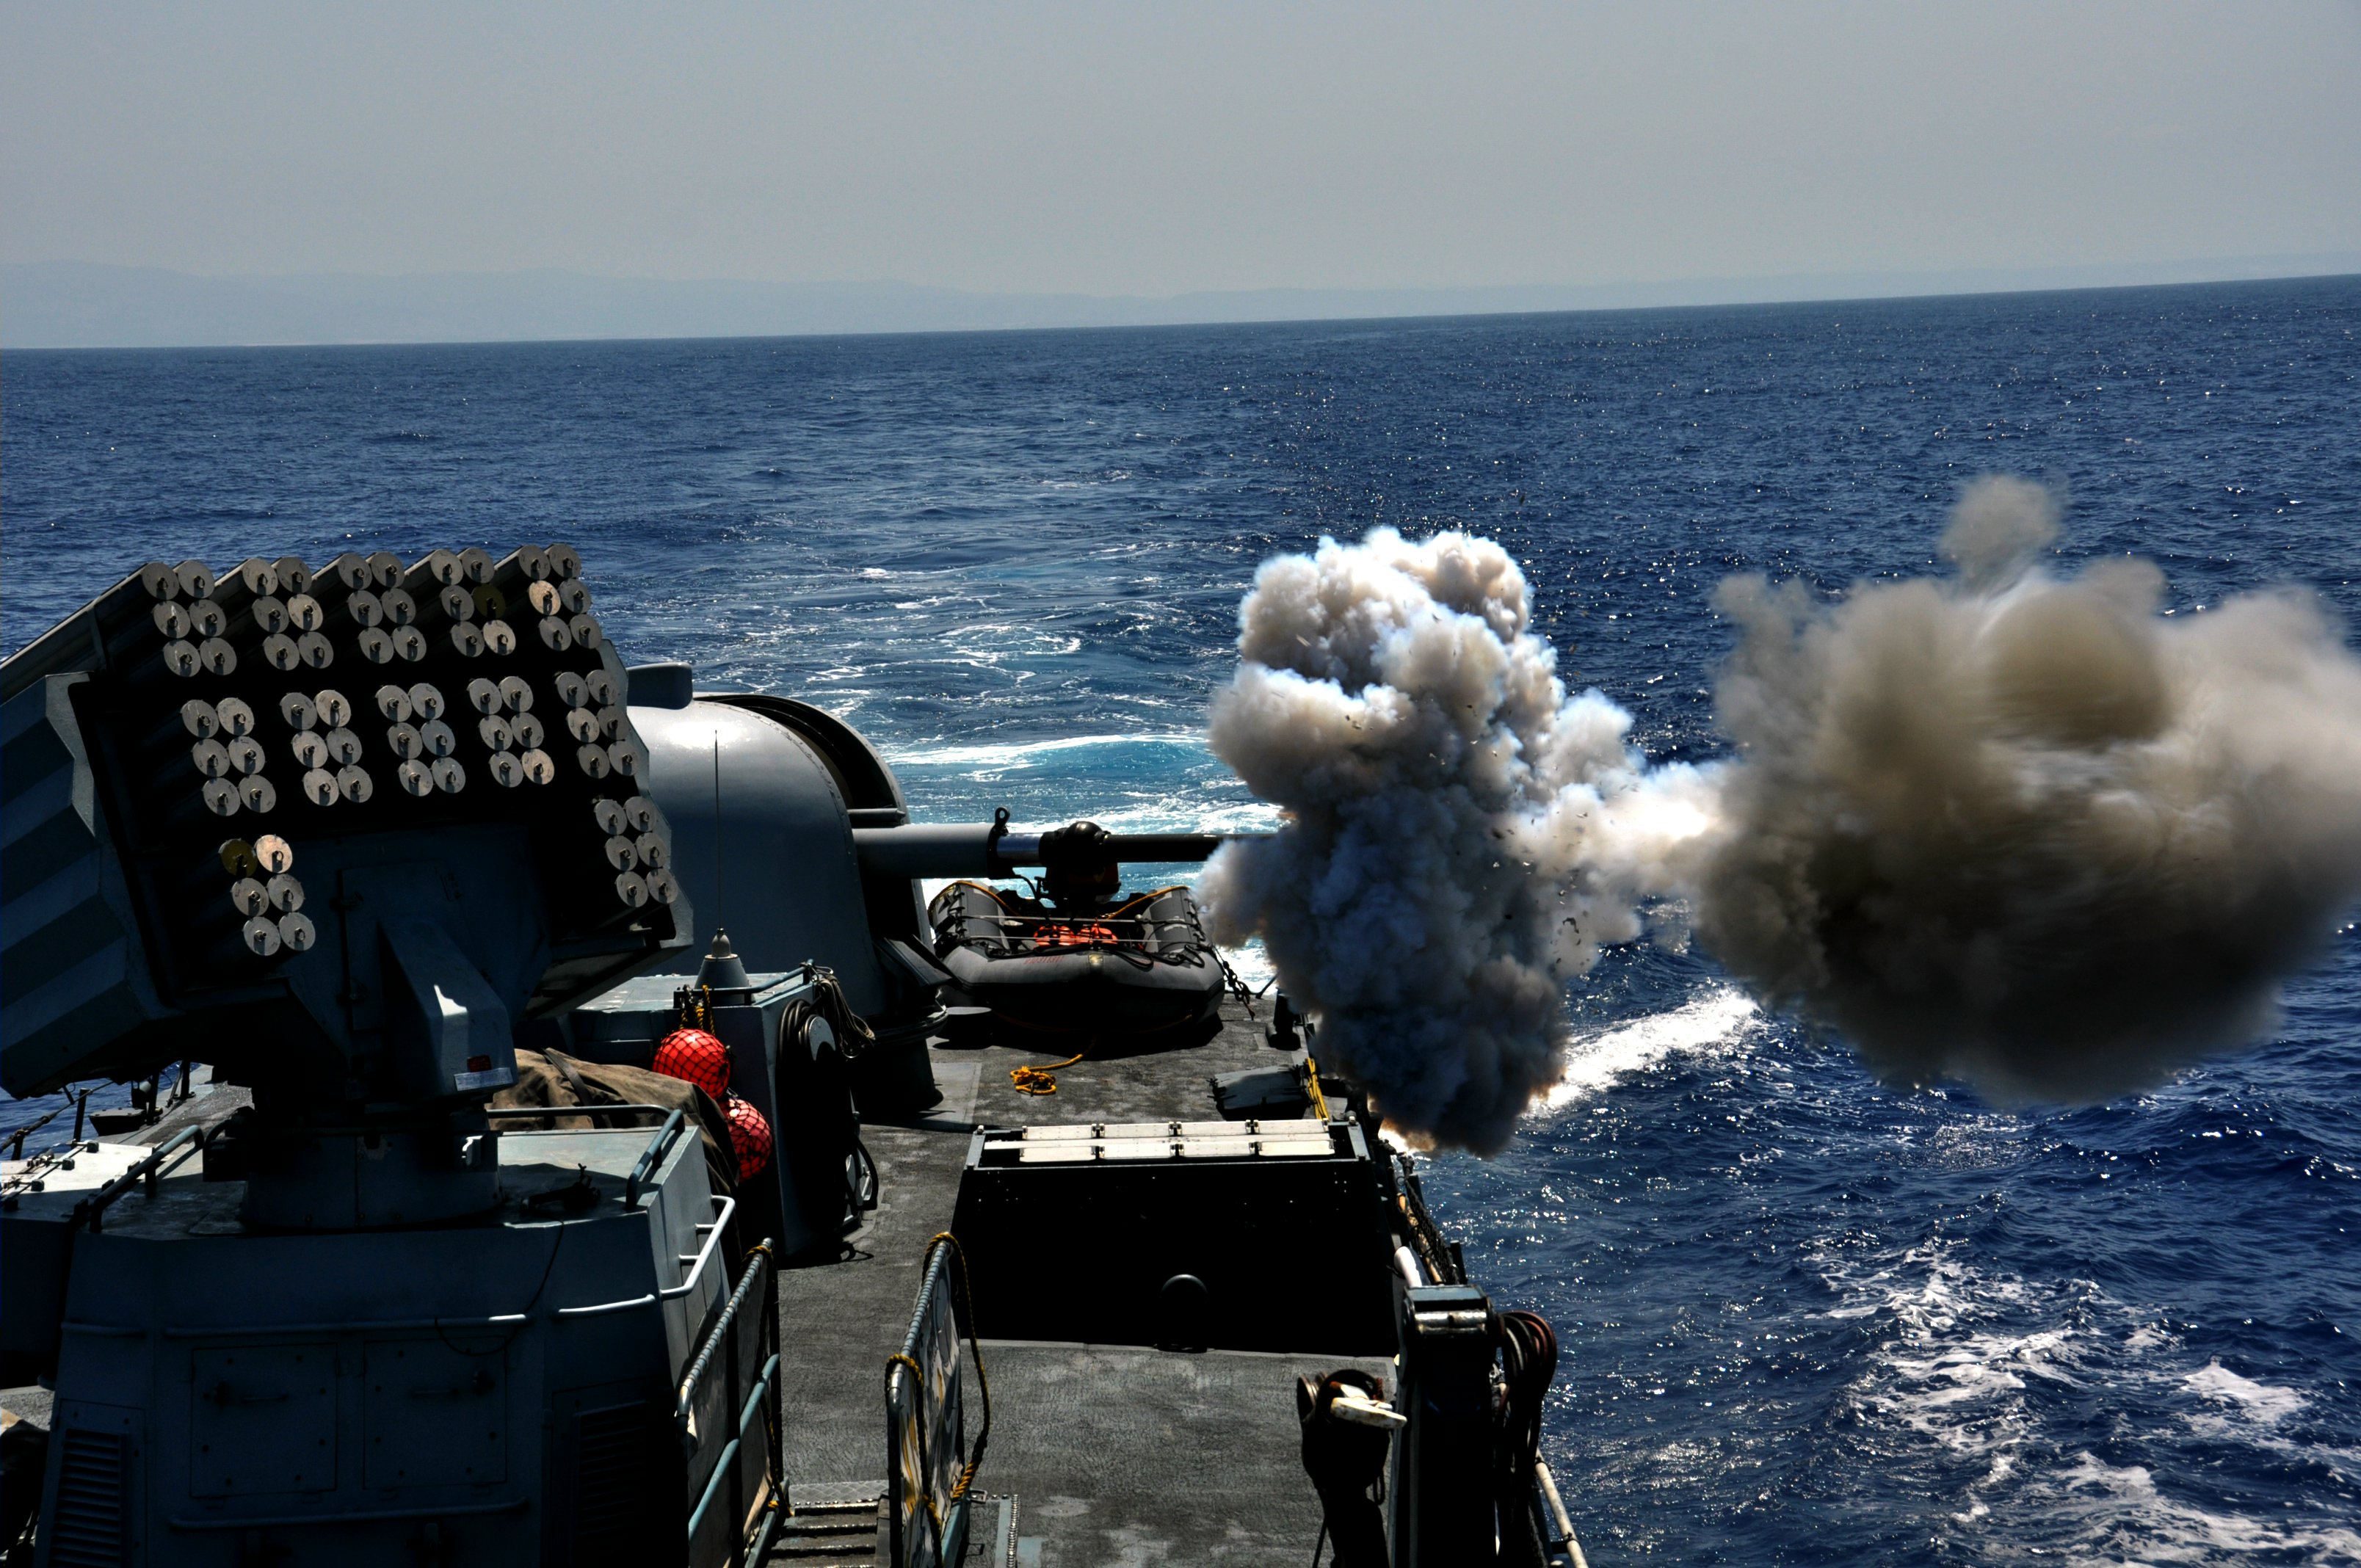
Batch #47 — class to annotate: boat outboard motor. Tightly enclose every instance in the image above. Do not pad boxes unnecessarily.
[1,548,784,1566]
[852,817,1241,1039]
[1034,819,1122,907]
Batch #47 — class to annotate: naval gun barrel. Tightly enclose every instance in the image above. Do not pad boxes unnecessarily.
[852,821,1257,879]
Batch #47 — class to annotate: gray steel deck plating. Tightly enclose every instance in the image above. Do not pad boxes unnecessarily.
[777,1003,1386,1565]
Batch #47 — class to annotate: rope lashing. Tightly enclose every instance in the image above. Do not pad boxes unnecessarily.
[1009,1043,1090,1095]
[929,1232,993,1501]
[883,1351,947,1553]
[882,1233,995,1542]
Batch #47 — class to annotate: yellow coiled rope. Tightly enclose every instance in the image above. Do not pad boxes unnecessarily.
[1009,1043,1089,1096]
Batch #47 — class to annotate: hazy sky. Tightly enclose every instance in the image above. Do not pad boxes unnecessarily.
[6,1,2358,296]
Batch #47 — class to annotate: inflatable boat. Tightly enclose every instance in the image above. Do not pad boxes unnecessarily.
[929,879,1225,1037]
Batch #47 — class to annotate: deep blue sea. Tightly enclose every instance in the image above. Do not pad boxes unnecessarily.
[8,277,2360,1563]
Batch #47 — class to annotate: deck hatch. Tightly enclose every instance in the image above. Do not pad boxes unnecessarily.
[186,1342,336,1497]
[362,1339,509,1488]
[951,1113,1396,1354]
[979,1119,1338,1165]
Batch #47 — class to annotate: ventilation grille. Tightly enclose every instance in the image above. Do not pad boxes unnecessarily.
[47,1429,128,1567]
[573,1406,650,1567]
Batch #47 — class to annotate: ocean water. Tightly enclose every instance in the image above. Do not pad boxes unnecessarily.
[8,276,2360,1562]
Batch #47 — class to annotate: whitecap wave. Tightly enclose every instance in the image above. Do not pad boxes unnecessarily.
[2027,1451,2361,1562]
[885,733,1213,769]
[1072,797,1282,837]
[2183,1359,2307,1425]
[1813,1243,2361,1561]
[1539,987,1761,1110]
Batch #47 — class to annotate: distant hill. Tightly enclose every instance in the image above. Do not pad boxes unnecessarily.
[7,255,2358,349]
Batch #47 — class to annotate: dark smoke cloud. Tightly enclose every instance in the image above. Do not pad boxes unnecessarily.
[1203,482,2361,1150]
[1697,476,2361,1105]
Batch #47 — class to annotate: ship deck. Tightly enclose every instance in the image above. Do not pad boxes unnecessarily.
[775,1000,1388,1566]
[1,1004,1388,1567]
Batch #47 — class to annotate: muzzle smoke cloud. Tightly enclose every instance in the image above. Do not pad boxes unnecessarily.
[1197,528,1717,1153]
[1201,481,2361,1152]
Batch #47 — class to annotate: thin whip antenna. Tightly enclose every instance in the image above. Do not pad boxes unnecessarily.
[711,731,723,940]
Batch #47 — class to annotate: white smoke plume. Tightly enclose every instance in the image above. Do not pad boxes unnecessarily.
[1200,482,2361,1152]
[1197,528,1714,1153]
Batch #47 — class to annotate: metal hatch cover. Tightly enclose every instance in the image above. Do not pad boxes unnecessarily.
[361,1339,509,1489]
[186,1343,336,1498]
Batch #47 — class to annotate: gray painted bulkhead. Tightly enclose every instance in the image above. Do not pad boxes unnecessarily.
[30,1125,723,1566]
[628,697,891,1018]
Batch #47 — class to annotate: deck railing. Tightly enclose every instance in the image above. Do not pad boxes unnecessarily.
[678,1237,782,1568]
[885,1233,990,1568]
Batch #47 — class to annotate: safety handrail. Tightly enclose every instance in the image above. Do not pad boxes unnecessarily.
[685,1437,744,1547]
[79,1125,205,1232]
[553,1192,734,1319]
[680,1360,780,1550]
[659,1194,735,1302]
[488,1100,684,1147]
[552,1293,656,1320]
[1534,1458,1590,1568]
[885,1233,993,1568]
[623,1108,687,1208]
[3,1089,88,1161]
[1392,1152,1466,1286]
[676,1236,775,1423]
[683,1357,779,1545]
[678,1240,783,1568]
[154,1312,530,1340]
[485,1103,677,1123]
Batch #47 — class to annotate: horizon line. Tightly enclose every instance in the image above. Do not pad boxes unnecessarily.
[7,254,2357,352]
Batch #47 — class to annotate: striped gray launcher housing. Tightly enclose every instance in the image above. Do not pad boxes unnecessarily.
[0,670,156,1094]
[0,548,687,1101]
